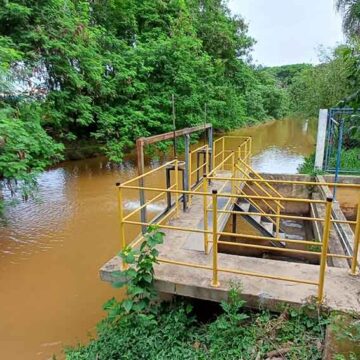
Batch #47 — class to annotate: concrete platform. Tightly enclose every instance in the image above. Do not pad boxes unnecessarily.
[101,172,360,314]
[101,254,360,314]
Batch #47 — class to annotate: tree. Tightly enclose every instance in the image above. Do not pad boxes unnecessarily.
[0,0,291,207]
[336,0,360,37]
[288,47,351,115]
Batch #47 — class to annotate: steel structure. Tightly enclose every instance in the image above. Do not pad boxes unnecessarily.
[324,108,360,174]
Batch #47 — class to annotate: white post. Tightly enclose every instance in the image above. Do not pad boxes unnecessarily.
[314,109,328,171]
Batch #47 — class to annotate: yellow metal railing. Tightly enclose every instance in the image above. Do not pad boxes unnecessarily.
[212,136,283,237]
[116,137,360,304]
[189,144,209,189]
[188,144,210,206]
[213,136,252,171]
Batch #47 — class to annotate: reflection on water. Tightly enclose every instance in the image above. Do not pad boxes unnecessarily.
[253,147,306,174]
[230,118,316,174]
[0,117,316,359]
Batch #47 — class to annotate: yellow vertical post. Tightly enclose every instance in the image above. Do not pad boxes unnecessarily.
[231,151,235,194]
[350,202,360,275]
[221,137,225,170]
[244,141,248,164]
[188,152,192,205]
[249,137,252,166]
[276,203,280,238]
[205,145,209,175]
[317,196,333,303]
[211,189,220,287]
[117,183,127,270]
[237,146,241,179]
[203,174,209,254]
[246,139,250,165]
[213,140,216,170]
[175,158,179,218]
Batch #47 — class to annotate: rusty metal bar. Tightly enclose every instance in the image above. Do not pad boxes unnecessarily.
[139,124,212,147]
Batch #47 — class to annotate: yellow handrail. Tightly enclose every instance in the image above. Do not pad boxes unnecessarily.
[317,198,332,303]
[203,175,209,254]
[235,164,279,213]
[235,163,285,211]
[236,185,278,229]
[208,152,234,177]
[351,202,360,275]
[119,185,327,204]
[211,189,219,287]
[121,160,176,186]
[237,158,286,201]
[114,134,360,304]
[205,176,360,189]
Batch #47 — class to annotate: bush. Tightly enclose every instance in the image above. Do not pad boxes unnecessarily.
[66,294,328,360]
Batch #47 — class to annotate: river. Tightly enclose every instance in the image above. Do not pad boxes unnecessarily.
[0,117,316,359]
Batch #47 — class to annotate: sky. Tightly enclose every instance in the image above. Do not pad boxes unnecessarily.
[228,0,345,66]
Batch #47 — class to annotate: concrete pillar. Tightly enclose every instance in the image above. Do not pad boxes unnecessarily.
[314,109,328,171]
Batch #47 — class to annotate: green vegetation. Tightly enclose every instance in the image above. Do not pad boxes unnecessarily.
[0,0,291,206]
[298,147,360,175]
[67,292,328,360]
[264,0,360,116]
[288,1,360,175]
[3,0,358,201]
[328,147,360,172]
[109,226,166,315]
[66,228,329,360]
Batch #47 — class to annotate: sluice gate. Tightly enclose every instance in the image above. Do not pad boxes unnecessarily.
[101,126,360,313]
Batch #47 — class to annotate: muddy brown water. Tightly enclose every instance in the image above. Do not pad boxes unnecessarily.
[0,118,316,359]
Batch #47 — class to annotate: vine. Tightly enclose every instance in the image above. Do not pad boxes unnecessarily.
[104,226,165,319]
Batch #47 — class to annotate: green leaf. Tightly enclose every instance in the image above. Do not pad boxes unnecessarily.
[128,286,144,296]
[125,252,136,264]
[122,299,133,313]
[125,268,137,279]
[142,274,153,283]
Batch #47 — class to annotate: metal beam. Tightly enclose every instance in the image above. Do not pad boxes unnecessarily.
[141,124,212,146]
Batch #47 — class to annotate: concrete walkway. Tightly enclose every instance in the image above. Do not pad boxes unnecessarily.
[100,172,360,314]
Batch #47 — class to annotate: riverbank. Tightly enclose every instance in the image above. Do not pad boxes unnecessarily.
[67,295,329,360]
[60,117,272,162]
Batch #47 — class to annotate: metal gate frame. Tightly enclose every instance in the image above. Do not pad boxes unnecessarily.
[323,107,360,177]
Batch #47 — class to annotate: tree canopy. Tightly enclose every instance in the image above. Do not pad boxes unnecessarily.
[0,0,290,200]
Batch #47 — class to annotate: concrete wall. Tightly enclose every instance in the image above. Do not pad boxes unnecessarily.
[238,173,356,269]
[323,175,360,220]
[251,173,313,215]
[314,109,328,170]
